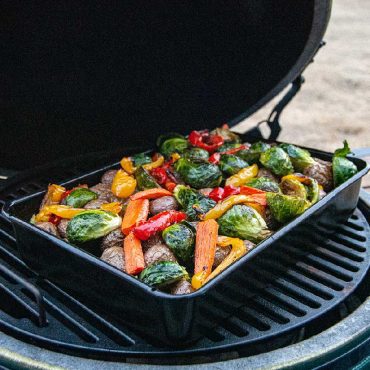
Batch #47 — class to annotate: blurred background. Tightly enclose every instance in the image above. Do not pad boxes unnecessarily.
[236,0,370,186]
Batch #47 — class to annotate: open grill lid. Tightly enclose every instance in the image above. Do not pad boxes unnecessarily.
[1,1,331,169]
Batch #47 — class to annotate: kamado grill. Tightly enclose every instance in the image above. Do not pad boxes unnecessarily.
[1,0,370,368]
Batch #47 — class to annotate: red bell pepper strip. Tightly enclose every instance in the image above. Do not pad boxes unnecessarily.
[49,214,61,225]
[150,167,168,185]
[222,144,248,155]
[209,153,221,164]
[133,210,187,240]
[208,185,240,202]
[188,130,224,153]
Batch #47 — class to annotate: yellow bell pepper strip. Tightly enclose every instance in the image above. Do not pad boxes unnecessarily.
[201,236,247,286]
[170,153,181,163]
[191,219,218,289]
[111,169,137,198]
[142,154,164,171]
[203,194,266,220]
[100,202,123,214]
[281,173,319,204]
[120,157,136,174]
[225,164,259,187]
[34,205,85,222]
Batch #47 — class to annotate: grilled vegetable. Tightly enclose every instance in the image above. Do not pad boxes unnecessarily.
[121,199,149,235]
[132,152,152,167]
[237,141,270,164]
[219,154,248,176]
[65,188,98,208]
[225,164,259,187]
[247,177,281,193]
[280,178,307,199]
[281,174,319,204]
[124,232,145,275]
[174,158,222,189]
[279,143,315,172]
[159,135,188,157]
[188,130,224,153]
[332,141,358,187]
[162,223,195,262]
[217,205,269,242]
[260,147,294,176]
[217,142,243,153]
[135,167,160,190]
[173,185,216,221]
[131,188,172,201]
[266,193,308,223]
[210,126,241,143]
[66,210,122,243]
[111,169,137,198]
[183,148,209,162]
[139,261,188,287]
[34,205,86,222]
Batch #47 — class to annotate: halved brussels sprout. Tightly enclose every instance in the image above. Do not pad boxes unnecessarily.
[135,167,160,190]
[279,143,315,172]
[162,223,195,263]
[219,154,248,176]
[266,193,308,223]
[260,147,294,176]
[218,204,270,243]
[247,177,280,193]
[332,141,358,187]
[175,158,222,189]
[280,178,307,199]
[237,141,271,164]
[139,261,189,287]
[66,210,122,243]
[183,148,209,162]
[65,188,98,208]
[158,134,189,158]
[173,185,216,221]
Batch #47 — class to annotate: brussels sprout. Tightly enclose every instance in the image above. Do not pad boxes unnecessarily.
[217,142,243,152]
[135,167,160,190]
[162,223,195,262]
[173,185,216,221]
[219,154,248,176]
[266,193,308,223]
[218,205,270,243]
[139,261,188,287]
[279,143,315,172]
[174,158,222,189]
[67,210,122,243]
[237,141,271,164]
[158,134,188,158]
[132,151,152,167]
[211,127,241,143]
[247,177,280,193]
[280,178,307,199]
[332,141,358,187]
[260,147,294,176]
[183,148,209,162]
[65,188,98,208]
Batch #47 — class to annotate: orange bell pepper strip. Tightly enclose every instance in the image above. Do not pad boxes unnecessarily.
[130,188,172,201]
[100,202,123,214]
[225,164,258,187]
[121,198,149,235]
[111,169,137,198]
[124,232,145,275]
[191,219,218,289]
[40,184,66,209]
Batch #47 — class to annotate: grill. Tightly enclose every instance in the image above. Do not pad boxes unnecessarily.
[0,154,369,364]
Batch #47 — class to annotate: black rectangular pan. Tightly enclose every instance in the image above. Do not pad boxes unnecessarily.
[3,146,369,346]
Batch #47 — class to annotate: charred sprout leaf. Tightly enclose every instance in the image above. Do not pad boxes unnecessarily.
[65,188,98,208]
[247,177,280,193]
[139,261,188,287]
[218,205,270,243]
[162,223,195,262]
[174,158,222,189]
[173,185,216,221]
[305,178,320,204]
[280,178,307,199]
[135,167,160,190]
[333,141,358,187]
[237,141,270,164]
[183,148,209,162]
[132,152,152,167]
[266,193,308,223]
[217,142,243,152]
[279,143,315,172]
[260,147,294,176]
[158,134,188,158]
[219,154,248,176]
[211,127,241,143]
[67,210,122,243]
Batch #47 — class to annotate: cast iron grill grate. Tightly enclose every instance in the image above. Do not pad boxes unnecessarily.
[0,158,368,360]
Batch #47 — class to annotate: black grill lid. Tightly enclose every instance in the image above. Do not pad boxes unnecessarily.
[1,1,331,168]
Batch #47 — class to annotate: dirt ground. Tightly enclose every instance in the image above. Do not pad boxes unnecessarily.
[235,0,370,187]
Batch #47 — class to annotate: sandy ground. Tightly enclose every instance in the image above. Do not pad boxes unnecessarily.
[235,0,370,187]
